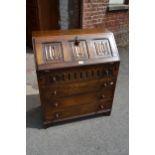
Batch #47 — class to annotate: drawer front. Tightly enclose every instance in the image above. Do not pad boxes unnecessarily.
[40,78,116,99]
[44,90,114,109]
[37,62,119,87]
[44,98,112,122]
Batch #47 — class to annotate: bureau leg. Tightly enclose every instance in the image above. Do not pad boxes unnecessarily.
[105,110,111,116]
[43,121,53,129]
[100,110,111,116]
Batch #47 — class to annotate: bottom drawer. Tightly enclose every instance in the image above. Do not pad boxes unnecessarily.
[43,99,112,123]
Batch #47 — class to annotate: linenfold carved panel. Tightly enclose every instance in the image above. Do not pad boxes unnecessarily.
[70,41,88,60]
[43,43,63,63]
[93,39,112,57]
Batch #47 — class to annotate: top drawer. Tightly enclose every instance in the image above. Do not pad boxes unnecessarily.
[37,62,119,87]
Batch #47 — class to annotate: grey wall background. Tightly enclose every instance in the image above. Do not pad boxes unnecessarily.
[59,0,81,29]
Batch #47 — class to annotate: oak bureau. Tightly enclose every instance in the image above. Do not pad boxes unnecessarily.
[32,28,120,127]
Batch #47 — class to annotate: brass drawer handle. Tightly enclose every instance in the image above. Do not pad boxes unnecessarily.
[53,77,56,81]
[53,102,59,107]
[110,81,114,85]
[104,83,107,87]
[55,113,60,119]
[53,90,57,95]
[101,94,105,99]
[99,105,104,110]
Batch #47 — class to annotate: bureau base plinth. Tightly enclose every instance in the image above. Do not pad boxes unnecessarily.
[43,110,111,128]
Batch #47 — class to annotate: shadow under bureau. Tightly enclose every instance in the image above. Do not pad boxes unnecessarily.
[32,28,120,126]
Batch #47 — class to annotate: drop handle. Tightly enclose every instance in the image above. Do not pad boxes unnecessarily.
[103,83,107,87]
[99,105,104,110]
[53,102,59,107]
[110,81,114,85]
[55,113,59,119]
[53,90,57,95]
[101,94,105,99]
[53,77,56,82]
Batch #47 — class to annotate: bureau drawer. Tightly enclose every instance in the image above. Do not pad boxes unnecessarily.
[44,98,112,122]
[43,88,114,108]
[37,63,119,86]
[41,78,116,99]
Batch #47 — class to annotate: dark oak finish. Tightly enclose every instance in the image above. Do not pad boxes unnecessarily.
[33,28,120,126]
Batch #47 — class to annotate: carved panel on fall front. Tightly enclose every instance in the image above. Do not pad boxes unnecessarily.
[43,43,64,63]
[93,39,112,58]
[69,40,88,60]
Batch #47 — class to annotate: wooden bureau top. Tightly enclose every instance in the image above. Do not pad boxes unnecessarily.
[32,28,120,71]
[32,28,109,38]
